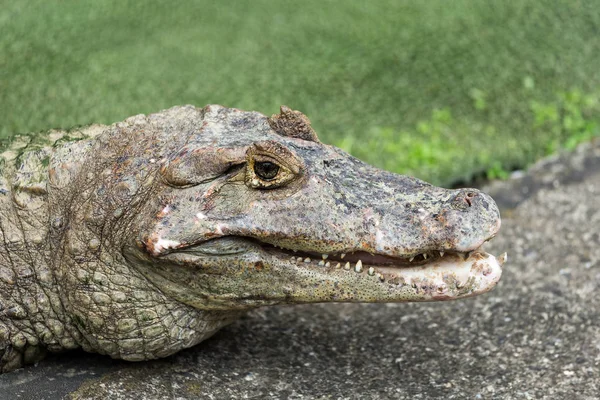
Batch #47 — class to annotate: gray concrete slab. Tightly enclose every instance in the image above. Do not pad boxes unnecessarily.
[1,140,599,399]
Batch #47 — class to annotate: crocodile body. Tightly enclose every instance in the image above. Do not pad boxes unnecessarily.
[0,105,504,372]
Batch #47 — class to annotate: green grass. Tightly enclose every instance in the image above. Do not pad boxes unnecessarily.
[1,0,600,185]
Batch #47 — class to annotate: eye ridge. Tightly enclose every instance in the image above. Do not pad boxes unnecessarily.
[254,161,280,180]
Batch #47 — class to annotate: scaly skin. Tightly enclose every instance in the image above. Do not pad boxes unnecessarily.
[0,105,505,373]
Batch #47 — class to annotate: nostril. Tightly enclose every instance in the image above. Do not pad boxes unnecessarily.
[452,189,479,209]
[465,191,476,207]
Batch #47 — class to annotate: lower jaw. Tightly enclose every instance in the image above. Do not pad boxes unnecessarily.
[281,250,506,301]
[376,251,503,295]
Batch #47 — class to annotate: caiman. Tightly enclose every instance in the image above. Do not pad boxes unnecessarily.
[0,105,506,372]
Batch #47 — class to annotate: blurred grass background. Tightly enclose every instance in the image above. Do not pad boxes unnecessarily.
[1,0,599,186]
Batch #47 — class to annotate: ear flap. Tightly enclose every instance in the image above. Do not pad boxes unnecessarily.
[161,146,247,187]
[268,106,320,142]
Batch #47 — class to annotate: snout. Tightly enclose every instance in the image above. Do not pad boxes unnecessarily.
[361,183,501,257]
[445,188,501,251]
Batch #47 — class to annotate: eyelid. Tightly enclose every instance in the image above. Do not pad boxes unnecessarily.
[247,141,302,174]
[252,154,281,165]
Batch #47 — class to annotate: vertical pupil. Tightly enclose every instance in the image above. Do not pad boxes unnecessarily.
[255,161,279,180]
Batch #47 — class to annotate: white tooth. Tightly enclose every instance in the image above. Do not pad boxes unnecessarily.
[325,262,331,268]
[344,262,351,270]
[318,260,325,266]
[304,258,311,263]
[439,251,444,257]
[498,252,508,266]
[423,253,428,260]
[368,267,375,276]
[340,253,346,259]
[290,256,296,261]
[297,257,304,262]
[335,263,341,269]
[322,254,329,260]
[355,260,363,273]
[376,273,385,282]
[409,256,415,262]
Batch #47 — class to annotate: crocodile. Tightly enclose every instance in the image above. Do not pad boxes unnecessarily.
[0,105,505,373]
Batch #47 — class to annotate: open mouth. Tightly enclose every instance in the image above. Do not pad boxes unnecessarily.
[161,236,506,283]
[260,243,506,281]
[265,245,482,268]
[140,234,506,303]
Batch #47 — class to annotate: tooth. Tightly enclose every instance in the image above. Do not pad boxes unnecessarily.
[368,267,375,276]
[344,262,351,270]
[423,253,428,260]
[377,273,385,282]
[498,252,508,266]
[355,260,363,273]
[340,253,346,259]
[304,258,311,263]
[325,262,331,268]
[290,256,296,261]
[322,254,329,260]
[297,257,304,262]
[318,260,325,266]
[409,256,415,262]
[439,251,444,257]
[335,263,341,269]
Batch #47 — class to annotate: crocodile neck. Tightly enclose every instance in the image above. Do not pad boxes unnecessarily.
[0,148,81,371]
[1,125,243,370]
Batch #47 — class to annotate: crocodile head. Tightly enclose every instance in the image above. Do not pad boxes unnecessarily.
[126,105,505,311]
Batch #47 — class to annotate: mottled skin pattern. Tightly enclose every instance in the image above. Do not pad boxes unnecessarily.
[0,105,504,373]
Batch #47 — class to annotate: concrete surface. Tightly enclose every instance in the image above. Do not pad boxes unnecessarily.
[1,140,599,399]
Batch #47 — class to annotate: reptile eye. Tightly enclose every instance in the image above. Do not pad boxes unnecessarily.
[245,141,303,189]
[254,161,280,180]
